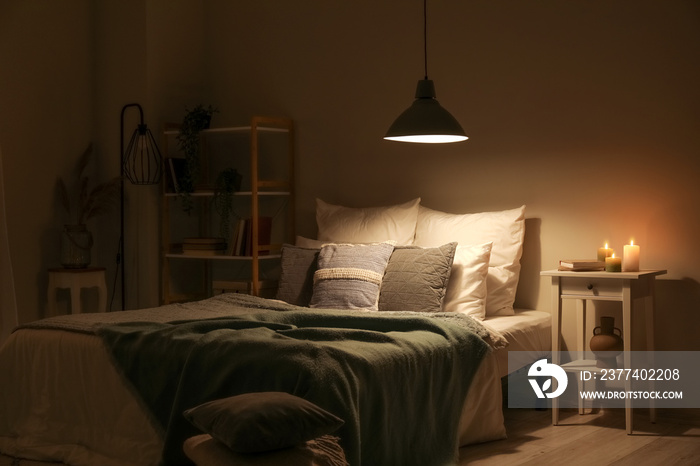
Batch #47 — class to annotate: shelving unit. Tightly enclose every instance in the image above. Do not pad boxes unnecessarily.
[160,116,294,304]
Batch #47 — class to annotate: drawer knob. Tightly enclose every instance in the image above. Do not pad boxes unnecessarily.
[587,284,594,290]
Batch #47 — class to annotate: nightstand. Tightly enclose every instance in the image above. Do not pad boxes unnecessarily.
[48,267,108,316]
[540,269,667,434]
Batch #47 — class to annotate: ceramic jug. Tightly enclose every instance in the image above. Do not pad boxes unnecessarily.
[590,316,623,368]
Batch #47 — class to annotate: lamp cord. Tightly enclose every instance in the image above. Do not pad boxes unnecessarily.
[423,0,428,80]
[109,237,122,311]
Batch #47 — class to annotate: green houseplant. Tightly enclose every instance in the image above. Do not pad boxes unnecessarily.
[56,143,120,267]
[213,168,242,239]
[175,104,218,211]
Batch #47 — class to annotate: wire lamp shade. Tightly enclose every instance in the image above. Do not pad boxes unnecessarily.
[384,0,467,143]
[122,109,162,185]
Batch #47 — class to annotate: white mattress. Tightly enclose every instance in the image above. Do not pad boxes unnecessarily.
[484,308,552,378]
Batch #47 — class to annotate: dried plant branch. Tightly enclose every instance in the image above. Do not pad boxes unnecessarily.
[81,177,120,223]
[56,179,70,214]
[57,143,120,225]
[75,144,92,178]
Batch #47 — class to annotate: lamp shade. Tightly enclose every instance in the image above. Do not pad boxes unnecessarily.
[384,80,467,143]
[123,123,162,185]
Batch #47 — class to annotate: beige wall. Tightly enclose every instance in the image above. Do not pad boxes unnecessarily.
[1,1,698,350]
[0,0,207,316]
[202,1,700,351]
[0,0,94,322]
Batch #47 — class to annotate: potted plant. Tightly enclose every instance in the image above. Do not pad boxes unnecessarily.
[176,104,218,211]
[213,168,242,239]
[56,144,120,268]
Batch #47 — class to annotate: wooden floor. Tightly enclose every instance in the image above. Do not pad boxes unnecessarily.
[459,407,700,465]
[2,408,699,465]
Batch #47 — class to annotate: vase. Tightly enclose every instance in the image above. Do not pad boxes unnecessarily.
[590,316,624,369]
[60,224,93,268]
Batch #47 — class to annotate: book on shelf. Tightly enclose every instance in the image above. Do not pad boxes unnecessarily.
[558,259,606,271]
[182,237,227,256]
[181,248,226,256]
[183,237,227,245]
[166,158,187,193]
[227,219,247,256]
[229,217,272,256]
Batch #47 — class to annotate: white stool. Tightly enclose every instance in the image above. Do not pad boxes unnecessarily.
[48,267,108,316]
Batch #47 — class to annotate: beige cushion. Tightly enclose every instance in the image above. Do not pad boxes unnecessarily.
[414,205,525,316]
[442,242,492,320]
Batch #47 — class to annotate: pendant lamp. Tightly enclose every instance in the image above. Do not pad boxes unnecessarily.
[384,0,467,143]
[119,103,162,310]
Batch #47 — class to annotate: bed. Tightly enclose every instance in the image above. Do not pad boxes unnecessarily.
[0,199,551,466]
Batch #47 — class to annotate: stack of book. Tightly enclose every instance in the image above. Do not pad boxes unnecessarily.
[182,237,227,256]
[558,259,605,271]
[228,217,272,256]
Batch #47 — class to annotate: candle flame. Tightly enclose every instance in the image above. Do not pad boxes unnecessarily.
[611,253,615,258]
[630,239,634,246]
[605,243,608,249]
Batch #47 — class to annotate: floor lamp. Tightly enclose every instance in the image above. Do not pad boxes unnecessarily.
[119,103,162,310]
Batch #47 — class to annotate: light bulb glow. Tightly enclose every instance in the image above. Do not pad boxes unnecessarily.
[384,134,469,143]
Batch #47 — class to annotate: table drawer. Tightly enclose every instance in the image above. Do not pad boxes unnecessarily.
[560,277,623,298]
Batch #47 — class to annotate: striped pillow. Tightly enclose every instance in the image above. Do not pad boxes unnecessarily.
[309,242,394,311]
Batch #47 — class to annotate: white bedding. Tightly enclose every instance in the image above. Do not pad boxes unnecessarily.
[0,330,161,466]
[484,308,552,378]
[0,307,550,465]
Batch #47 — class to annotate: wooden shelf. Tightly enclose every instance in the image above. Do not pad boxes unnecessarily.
[164,125,291,136]
[160,116,295,304]
[163,190,291,198]
[165,253,282,260]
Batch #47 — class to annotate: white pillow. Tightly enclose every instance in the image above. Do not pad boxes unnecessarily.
[443,242,492,320]
[296,236,325,249]
[414,205,525,316]
[316,198,420,246]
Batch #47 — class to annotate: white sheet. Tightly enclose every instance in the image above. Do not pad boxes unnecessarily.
[0,329,161,466]
[484,308,552,378]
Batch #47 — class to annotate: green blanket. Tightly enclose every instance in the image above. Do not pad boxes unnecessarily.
[97,295,490,466]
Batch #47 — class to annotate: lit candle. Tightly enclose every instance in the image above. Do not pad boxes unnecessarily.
[622,239,640,272]
[605,253,622,272]
[597,242,614,262]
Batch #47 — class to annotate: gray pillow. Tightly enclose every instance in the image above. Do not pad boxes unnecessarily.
[310,242,394,311]
[276,244,319,306]
[378,243,457,313]
[183,392,344,453]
